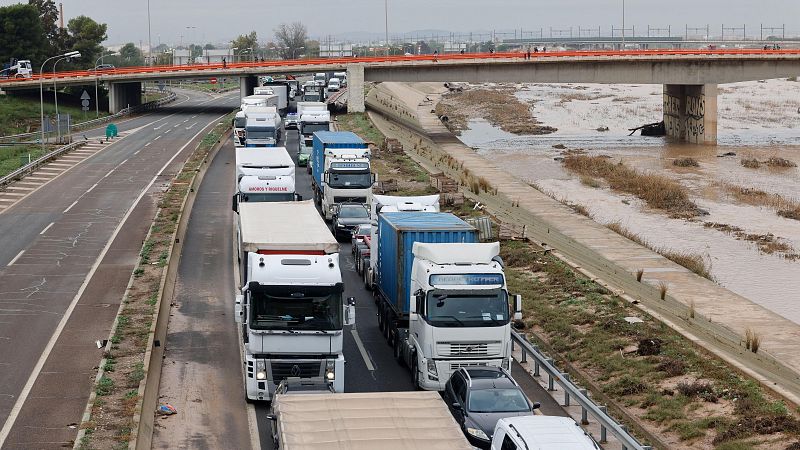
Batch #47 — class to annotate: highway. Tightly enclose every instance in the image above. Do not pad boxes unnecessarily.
[0,89,238,449]
[150,104,565,449]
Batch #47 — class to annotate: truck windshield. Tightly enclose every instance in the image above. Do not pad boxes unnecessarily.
[328,171,371,189]
[250,286,343,331]
[234,117,246,127]
[247,127,276,139]
[241,193,295,202]
[302,123,329,135]
[425,290,509,327]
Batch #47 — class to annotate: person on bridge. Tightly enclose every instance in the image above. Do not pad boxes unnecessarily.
[433,50,439,62]
[222,57,226,69]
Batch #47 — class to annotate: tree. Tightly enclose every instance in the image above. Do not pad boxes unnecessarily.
[112,42,144,67]
[66,15,107,68]
[274,22,307,59]
[204,43,216,50]
[0,4,48,68]
[28,0,58,42]
[231,31,258,60]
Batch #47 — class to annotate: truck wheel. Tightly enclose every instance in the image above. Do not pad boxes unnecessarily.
[394,336,404,365]
[377,305,384,332]
[383,314,392,343]
[411,356,421,390]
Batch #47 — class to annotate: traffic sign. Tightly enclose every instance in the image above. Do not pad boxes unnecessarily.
[210,77,218,84]
[158,81,165,92]
[80,90,91,100]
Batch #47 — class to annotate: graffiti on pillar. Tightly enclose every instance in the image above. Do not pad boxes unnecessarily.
[663,94,682,138]
[684,95,705,143]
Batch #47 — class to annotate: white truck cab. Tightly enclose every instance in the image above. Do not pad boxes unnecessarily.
[232,175,299,213]
[321,147,373,220]
[491,416,601,450]
[244,106,281,147]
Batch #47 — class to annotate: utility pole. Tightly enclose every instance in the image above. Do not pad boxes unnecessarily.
[621,0,626,50]
[385,0,389,55]
[147,0,152,65]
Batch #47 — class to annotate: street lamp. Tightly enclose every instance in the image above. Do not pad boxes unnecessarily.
[385,0,389,55]
[95,51,118,118]
[39,50,79,151]
[147,0,152,66]
[621,0,626,50]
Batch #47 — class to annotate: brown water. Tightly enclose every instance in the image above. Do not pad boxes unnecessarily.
[457,81,800,324]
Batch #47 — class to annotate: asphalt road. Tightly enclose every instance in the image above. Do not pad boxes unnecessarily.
[0,89,239,449]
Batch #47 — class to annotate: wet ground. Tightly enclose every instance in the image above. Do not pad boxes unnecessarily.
[454,80,800,324]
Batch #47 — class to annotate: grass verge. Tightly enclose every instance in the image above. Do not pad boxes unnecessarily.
[0,94,108,136]
[77,112,234,449]
[0,144,58,178]
[563,155,700,217]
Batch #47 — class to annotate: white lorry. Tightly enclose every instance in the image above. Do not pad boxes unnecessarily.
[0,59,32,78]
[260,82,290,115]
[235,147,295,184]
[268,391,472,449]
[241,94,279,111]
[234,201,355,401]
[301,82,323,102]
[232,175,299,213]
[233,111,246,147]
[296,102,330,141]
[310,131,373,220]
[490,416,600,450]
[244,106,281,147]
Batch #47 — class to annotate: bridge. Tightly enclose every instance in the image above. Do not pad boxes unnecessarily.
[3,49,800,143]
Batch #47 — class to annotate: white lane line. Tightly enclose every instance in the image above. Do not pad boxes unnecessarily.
[118,159,129,167]
[191,115,198,118]
[133,150,140,155]
[7,250,25,267]
[63,200,79,213]
[164,129,171,134]
[144,142,152,147]
[154,135,161,140]
[86,183,99,193]
[173,123,180,128]
[0,114,229,447]
[186,122,198,130]
[183,119,189,123]
[40,222,55,235]
[103,169,115,178]
[154,124,165,130]
[350,329,375,371]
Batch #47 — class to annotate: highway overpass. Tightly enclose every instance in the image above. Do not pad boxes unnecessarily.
[3,49,800,143]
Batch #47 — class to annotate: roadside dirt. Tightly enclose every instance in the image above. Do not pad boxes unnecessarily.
[435,87,557,135]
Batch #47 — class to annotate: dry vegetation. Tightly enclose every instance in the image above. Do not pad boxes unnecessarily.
[741,156,798,169]
[503,241,800,450]
[563,155,701,218]
[722,184,800,222]
[78,115,234,449]
[435,87,557,135]
[673,157,700,167]
[704,222,798,259]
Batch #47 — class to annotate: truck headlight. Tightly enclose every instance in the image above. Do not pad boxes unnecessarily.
[256,371,267,380]
[466,427,489,440]
[426,359,438,380]
[502,358,511,370]
[329,205,337,213]
[325,362,335,381]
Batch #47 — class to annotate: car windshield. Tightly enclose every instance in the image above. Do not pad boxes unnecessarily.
[468,388,530,413]
[425,290,509,327]
[247,127,276,139]
[328,171,371,189]
[338,205,368,219]
[354,225,372,235]
[250,285,343,331]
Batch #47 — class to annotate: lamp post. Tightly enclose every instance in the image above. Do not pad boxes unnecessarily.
[385,0,389,55]
[621,0,626,50]
[95,51,118,118]
[39,51,80,151]
[147,0,152,66]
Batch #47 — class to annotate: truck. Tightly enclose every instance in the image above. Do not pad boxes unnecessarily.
[241,94,279,112]
[231,175,299,213]
[260,82,290,115]
[373,212,522,391]
[234,200,355,401]
[311,131,373,220]
[0,59,32,79]
[244,106,281,147]
[235,147,295,184]
[268,391,472,449]
[363,194,440,290]
[296,102,330,141]
[301,82,323,102]
[233,111,246,147]
[490,416,600,450]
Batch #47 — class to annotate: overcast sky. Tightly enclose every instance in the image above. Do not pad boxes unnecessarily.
[3,0,798,46]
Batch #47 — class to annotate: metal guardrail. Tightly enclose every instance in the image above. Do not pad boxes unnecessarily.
[0,89,176,143]
[511,330,651,450]
[0,90,177,188]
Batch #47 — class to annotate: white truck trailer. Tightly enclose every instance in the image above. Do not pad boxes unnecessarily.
[268,391,472,449]
[235,201,355,401]
[235,147,295,184]
[241,94,279,111]
[244,106,281,147]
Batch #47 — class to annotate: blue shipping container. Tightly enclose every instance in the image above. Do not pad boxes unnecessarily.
[311,131,367,188]
[377,212,478,317]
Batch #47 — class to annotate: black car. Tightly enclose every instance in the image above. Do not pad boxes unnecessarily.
[443,367,539,448]
[331,203,370,240]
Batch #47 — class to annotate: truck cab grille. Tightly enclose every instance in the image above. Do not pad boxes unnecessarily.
[437,341,502,357]
[270,361,322,381]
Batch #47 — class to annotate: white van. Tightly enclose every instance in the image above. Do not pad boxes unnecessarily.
[327,78,341,92]
[490,416,600,450]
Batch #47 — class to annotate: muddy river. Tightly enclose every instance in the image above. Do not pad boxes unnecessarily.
[455,79,800,324]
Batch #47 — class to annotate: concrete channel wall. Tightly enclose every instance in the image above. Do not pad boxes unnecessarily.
[364,81,800,407]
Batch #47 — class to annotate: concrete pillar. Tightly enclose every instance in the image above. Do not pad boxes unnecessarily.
[239,76,258,103]
[346,64,365,113]
[108,82,142,114]
[663,84,717,144]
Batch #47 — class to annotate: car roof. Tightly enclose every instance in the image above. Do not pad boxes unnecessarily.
[462,367,519,389]
[498,416,600,449]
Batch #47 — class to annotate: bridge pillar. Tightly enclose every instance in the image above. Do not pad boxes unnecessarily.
[346,64,365,113]
[108,82,142,114]
[240,76,258,102]
[663,84,718,144]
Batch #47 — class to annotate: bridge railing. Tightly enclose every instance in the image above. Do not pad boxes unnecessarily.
[511,330,651,450]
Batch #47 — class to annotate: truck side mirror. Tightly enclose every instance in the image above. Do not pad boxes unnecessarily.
[266,414,277,421]
[513,294,523,321]
[532,402,541,410]
[294,193,303,201]
[414,290,424,317]
[235,294,244,324]
[231,193,239,213]
[371,173,378,185]
[344,300,356,326]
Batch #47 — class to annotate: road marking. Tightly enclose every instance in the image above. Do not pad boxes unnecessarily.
[183,119,189,123]
[40,222,55,235]
[154,124,165,130]
[164,129,171,134]
[63,200,79,213]
[104,169,115,178]
[133,150,140,155]
[7,250,25,267]
[186,122,198,130]
[86,183,99,193]
[154,135,161,140]
[144,142,152,147]
[350,329,375,371]
[0,116,226,447]
[191,115,198,118]
[118,158,129,167]
[173,123,180,128]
